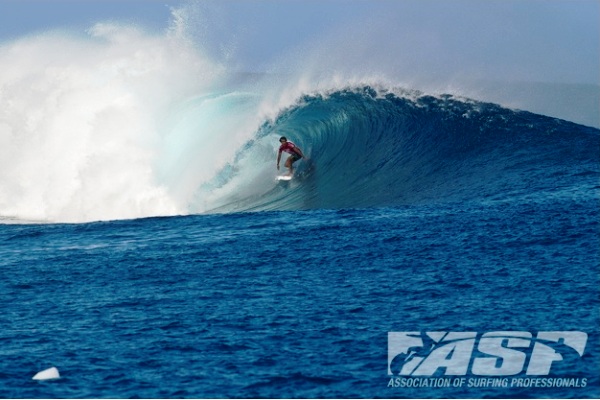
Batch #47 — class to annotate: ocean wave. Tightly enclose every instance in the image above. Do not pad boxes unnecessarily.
[196,86,600,213]
[1,23,597,223]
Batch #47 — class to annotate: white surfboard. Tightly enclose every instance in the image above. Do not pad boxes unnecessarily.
[277,175,293,181]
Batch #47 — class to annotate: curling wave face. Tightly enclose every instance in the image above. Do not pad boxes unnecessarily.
[195,86,599,213]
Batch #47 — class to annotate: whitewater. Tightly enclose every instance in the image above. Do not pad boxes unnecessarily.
[1,7,599,399]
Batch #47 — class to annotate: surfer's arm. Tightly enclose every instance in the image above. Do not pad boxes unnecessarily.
[276,150,282,169]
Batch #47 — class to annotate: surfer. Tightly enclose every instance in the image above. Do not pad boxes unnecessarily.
[277,136,306,176]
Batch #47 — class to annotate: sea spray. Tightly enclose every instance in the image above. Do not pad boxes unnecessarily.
[0,22,227,222]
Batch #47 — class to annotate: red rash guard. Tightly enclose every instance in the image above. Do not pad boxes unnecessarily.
[279,141,301,156]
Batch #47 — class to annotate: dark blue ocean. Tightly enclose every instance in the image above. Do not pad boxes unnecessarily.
[1,88,599,398]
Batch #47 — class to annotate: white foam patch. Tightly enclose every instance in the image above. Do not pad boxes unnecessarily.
[0,23,226,222]
[32,367,60,381]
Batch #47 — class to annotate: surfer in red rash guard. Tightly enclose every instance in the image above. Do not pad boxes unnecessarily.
[276,136,306,176]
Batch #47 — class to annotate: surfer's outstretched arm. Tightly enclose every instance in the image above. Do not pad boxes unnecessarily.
[276,150,282,170]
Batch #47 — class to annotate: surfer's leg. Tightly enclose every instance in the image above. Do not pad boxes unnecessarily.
[285,155,302,175]
[285,156,294,175]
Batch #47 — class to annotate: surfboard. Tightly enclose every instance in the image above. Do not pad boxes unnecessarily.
[277,175,293,181]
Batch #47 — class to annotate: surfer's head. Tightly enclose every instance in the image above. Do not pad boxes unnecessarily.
[279,136,287,143]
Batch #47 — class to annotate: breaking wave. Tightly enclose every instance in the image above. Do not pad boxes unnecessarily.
[0,21,598,223]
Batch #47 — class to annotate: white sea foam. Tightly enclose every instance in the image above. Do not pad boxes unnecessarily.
[0,20,239,222]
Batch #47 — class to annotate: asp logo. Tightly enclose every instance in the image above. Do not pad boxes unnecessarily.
[388,331,587,376]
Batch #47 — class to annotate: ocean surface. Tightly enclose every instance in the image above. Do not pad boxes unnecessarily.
[1,17,599,398]
[1,85,599,398]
